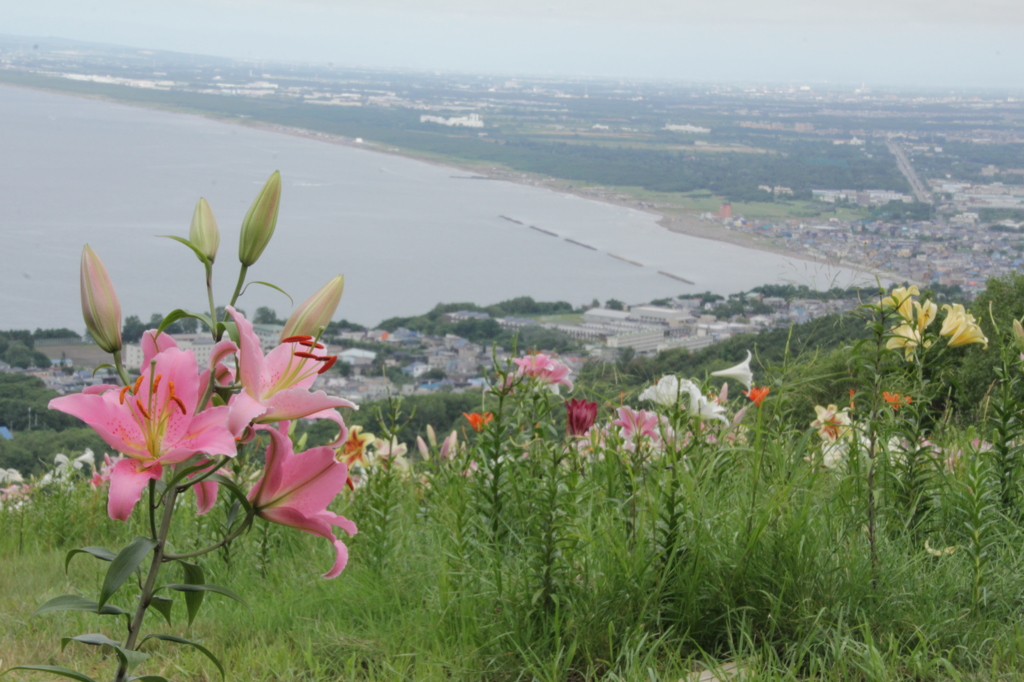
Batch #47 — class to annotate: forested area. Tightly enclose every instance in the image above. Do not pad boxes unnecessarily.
[0,71,908,202]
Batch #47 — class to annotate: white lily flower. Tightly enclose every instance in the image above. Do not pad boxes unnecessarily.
[684,382,728,424]
[639,375,699,406]
[53,453,73,478]
[710,350,754,390]
[0,468,23,484]
[74,449,96,472]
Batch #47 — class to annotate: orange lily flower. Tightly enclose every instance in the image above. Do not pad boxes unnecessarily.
[463,412,494,432]
[743,386,770,407]
[883,391,912,411]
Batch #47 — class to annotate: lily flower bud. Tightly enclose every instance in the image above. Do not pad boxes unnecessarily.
[1013,319,1024,351]
[189,197,220,263]
[280,275,345,341]
[80,245,122,354]
[238,171,281,267]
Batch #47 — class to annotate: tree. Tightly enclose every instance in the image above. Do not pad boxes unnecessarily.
[255,306,283,324]
[4,342,34,369]
[122,315,146,344]
[606,299,625,311]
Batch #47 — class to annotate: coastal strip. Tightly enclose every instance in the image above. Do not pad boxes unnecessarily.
[609,253,643,267]
[564,238,597,251]
[658,270,696,285]
[529,225,560,237]
[451,175,495,180]
[499,215,524,225]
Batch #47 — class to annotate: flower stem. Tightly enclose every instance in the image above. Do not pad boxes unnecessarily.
[205,262,218,340]
[746,402,766,537]
[163,511,256,561]
[228,265,248,313]
[114,486,179,682]
[113,351,131,386]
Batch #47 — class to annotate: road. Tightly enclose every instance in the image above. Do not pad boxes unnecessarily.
[886,138,933,204]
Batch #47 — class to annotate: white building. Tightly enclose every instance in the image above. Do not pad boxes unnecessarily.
[420,113,484,128]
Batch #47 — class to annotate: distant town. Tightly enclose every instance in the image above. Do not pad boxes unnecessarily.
[1,289,875,406]
[0,36,1017,406]
[3,36,1022,299]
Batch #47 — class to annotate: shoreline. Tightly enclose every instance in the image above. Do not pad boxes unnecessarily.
[239,118,892,281]
[3,78,895,285]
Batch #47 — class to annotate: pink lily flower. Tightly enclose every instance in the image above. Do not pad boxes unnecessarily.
[49,345,236,521]
[513,353,574,393]
[248,426,358,578]
[226,307,356,445]
[90,453,122,489]
[611,406,661,442]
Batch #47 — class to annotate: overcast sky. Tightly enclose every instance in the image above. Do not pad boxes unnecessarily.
[3,0,1023,87]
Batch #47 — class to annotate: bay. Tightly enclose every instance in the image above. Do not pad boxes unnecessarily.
[0,85,869,331]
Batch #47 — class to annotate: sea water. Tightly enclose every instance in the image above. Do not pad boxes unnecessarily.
[0,85,868,330]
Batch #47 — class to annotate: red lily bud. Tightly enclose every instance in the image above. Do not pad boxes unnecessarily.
[80,245,122,354]
[280,275,345,341]
[238,170,281,267]
[189,197,220,263]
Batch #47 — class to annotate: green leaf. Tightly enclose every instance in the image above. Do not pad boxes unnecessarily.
[242,280,292,304]
[158,583,248,610]
[99,537,158,610]
[113,645,150,673]
[222,321,239,344]
[151,595,174,626]
[65,547,117,573]
[90,364,114,377]
[156,308,215,336]
[158,235,209,266]
[139,634,225,680]
[205,474,253,514]
[33,595,127,617]
[61,633,121,650]
[1,666,98,682]
[165,460,215,491]
[175,561,205,626]
[129,677,171,682]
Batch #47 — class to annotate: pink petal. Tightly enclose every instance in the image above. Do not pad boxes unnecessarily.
[83,384,117,395]
[141,348,202,447]
[49,392,148,458]
[248,425,291,505]
[321,510,358,537]
[162,405,236,463]
[227,391,268,438]
[189,460,220,515]
[141,329,178,366]
[262,344,319,392]
[108,459,162,521]
[261,389,357,424]
[227,307,265,398]
[272,447,349,516]
[209,339,238,370]
[258,506,350,578]
[303,407,350,447]
[192,479,219,515]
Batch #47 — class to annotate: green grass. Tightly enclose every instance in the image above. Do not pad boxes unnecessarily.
[3,310,1023,681]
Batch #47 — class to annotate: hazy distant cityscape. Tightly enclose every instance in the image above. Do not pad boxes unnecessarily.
[3,35,1023,300]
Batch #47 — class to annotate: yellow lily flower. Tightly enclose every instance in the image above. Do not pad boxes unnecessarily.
[939,304,988,349]
[881,285,920,321]
[886,322,931,360]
